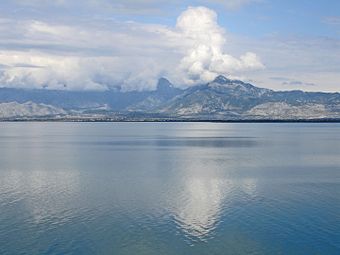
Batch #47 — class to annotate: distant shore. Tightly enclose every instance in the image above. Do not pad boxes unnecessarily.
[1,118,340,123]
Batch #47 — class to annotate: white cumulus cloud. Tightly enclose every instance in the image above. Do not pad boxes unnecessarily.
[174,6,264,84]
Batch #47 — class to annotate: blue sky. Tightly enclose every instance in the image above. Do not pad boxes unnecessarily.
[0,0,339,91]
[219,0,340,38]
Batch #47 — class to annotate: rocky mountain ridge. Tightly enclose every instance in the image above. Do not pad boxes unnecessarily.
[0,76,339,120]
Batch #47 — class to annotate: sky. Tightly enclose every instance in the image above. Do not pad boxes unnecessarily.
[0,0,339,92]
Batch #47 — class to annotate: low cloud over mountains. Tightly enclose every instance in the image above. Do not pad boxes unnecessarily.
[0,6,263,91]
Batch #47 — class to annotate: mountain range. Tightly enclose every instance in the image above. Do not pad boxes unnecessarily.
[0,75,339,120]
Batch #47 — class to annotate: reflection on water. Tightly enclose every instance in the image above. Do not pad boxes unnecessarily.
[20,170,79,224]
[170,139,259,243]
[82,137,258,148]
[174,178,227,241]
[0,122,339,255]
[173,177,258,243]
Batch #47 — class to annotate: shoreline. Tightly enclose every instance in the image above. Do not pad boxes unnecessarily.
[1,118,340,123]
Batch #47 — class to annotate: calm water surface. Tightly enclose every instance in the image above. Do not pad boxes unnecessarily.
[0,122,339,254]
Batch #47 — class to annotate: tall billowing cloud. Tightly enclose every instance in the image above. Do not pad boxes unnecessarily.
[174,6,264,84]
[0,6,264,91]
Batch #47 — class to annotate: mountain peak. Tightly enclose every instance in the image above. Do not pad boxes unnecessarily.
[213,75,231,84]
[157,78,173,92]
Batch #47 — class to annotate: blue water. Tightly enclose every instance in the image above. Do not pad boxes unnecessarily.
[0,122,339,254]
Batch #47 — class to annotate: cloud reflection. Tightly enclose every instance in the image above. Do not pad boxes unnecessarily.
[173,178,229,240]
[166,126,259,242]
[1,169,81,226]
[172,177,259,242]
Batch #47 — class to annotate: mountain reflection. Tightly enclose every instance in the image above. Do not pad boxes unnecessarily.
[84,137,257,148]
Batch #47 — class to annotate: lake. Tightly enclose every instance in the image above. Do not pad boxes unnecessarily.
[0,122,339,254]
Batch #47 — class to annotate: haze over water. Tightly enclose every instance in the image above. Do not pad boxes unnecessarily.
[0,122,339,255]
